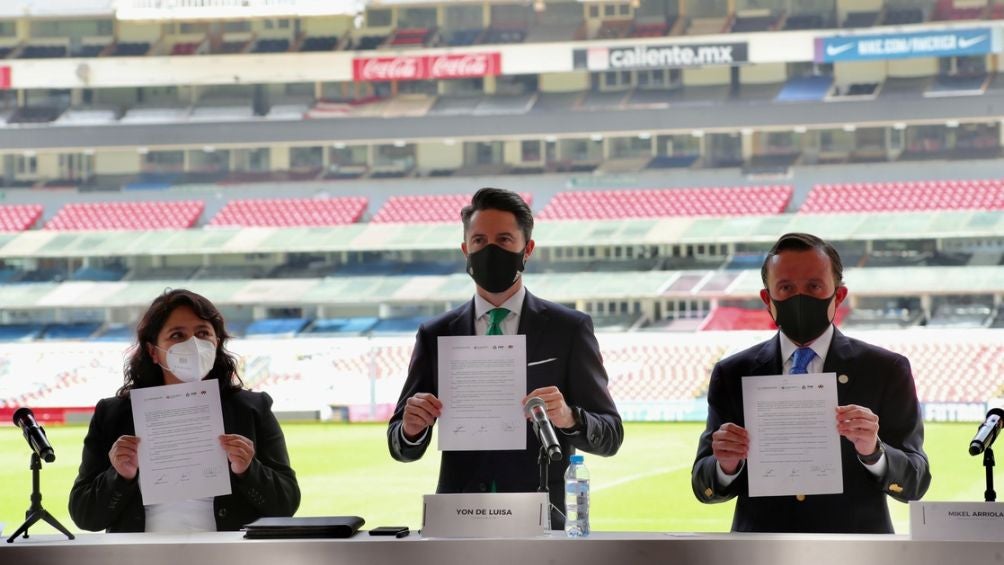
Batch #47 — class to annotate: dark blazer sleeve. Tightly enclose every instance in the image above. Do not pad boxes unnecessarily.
[229,391,301,518]
[387,325,435,462]
[691,360,744,503]
[68,398,142,532]
[873,355,931,502]
[561,314,623,457]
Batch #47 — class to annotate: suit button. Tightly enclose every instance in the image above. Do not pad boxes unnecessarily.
[478,483,488,492]
[889,483,903,494]
[704,487,713,498]
[795,494,806,502]
[218,508,228,517]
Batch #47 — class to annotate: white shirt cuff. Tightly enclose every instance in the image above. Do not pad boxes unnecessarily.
[716,460,744,487]
[861,452,888,477]
[400,426,429,446]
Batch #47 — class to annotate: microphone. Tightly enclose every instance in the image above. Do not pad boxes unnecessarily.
[969,408,1004,456]
[524,397,562,461]
[13,407,55,463]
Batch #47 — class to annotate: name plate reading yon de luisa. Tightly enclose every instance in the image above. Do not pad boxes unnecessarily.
[422,493,550,538]
[910,501,1004,541]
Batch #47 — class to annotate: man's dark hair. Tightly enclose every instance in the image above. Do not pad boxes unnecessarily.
[460,187,534,243]
[760,232,844,288]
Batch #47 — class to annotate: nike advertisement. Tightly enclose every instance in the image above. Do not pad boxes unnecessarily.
[573,42,748,71]
[815,27,999,62]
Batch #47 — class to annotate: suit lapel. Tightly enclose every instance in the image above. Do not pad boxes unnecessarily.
[517,291,548,362]
[822,328,856,401]
[448,298,476,337]
[752,333,784,376]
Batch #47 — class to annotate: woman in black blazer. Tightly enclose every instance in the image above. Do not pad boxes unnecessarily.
[69,289,300,532]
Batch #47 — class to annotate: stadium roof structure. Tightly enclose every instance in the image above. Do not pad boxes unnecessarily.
[2,210,1003,258]
[1,266,1001,311]
[4,90,1004,151]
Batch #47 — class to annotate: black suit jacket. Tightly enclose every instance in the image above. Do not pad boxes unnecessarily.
[69,387,301,532]
[692,329,930,533]
[387,291,623,528]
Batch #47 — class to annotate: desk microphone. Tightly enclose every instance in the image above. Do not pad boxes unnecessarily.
[13,407,55,463]
[969,408,1004,456]
[525,397,562,461]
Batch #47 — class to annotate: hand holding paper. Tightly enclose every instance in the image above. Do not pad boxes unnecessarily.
[109,435,140,481]
[711,423,749,475]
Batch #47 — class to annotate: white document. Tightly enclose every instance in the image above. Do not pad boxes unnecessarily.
[437,335,526,451]
[741,372,843,498]
[129,380,231,505]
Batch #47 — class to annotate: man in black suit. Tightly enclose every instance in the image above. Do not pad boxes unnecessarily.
[692,232,930,533]
[387,187,623,528]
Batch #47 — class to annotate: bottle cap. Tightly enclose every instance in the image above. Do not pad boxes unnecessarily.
[570,454,584,464]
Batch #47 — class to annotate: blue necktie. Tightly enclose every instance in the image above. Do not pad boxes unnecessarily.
[790,347,816,375]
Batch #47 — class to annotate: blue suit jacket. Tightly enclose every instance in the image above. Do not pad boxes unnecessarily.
[387,291,623,528]
[691,328,931,533]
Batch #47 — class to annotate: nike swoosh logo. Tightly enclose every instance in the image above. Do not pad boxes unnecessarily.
[958,35,987,49]
[826,43,855,57]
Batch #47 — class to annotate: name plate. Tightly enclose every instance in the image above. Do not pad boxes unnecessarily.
[910,501,1004,541]
[422,492,550,538]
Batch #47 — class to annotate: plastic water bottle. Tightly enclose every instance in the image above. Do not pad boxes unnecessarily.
[564,454,590,537]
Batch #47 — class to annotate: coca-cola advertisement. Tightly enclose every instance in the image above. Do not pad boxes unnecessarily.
[353,52,501,82]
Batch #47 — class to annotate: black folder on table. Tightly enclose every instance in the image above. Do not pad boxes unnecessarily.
[243,516,365,539]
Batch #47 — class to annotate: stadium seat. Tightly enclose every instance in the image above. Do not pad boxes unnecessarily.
[537,186,792,220]
[245,318,311,337]
[208,197,367,228]
[801,179,1004,214]
[43,200,204,231]
[41,323,102,340]
[372,193,533,223]
[0,204,43,231]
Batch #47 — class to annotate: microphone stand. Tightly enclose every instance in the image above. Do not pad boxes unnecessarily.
[7,453,75,543]
[984,447,996,503]
[537,444,549,495]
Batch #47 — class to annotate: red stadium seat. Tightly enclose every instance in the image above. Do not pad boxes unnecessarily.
[800,179,1004,214]
[207,197,367,228]
[372,193,533,224]
[537,186,792,220]
[43,201,203,231]
[0,205,43,232]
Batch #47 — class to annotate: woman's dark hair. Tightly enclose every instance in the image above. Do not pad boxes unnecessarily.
[118,288,242,397]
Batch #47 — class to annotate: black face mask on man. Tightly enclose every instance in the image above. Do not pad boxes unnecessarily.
[769,292,836,345]
[466,244,526,293]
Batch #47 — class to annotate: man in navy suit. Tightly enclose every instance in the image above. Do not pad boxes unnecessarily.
[692,232,930,533]
[387,187,623,528]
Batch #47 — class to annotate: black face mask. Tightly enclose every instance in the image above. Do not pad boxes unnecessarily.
[770,292,835,345]
[466,244,526,293]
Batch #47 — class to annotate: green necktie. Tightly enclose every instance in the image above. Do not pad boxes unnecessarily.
[486,307,510,336]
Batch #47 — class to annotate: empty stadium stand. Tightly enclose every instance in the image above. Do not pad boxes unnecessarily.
[44,201,204,231]
[801,179,1004,214]
[537,186,792,220]
[208,197,367,228]
[372,193,533,223]
[0,204,43,231]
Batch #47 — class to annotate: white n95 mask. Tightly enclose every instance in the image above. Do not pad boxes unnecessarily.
[160,337,217,383]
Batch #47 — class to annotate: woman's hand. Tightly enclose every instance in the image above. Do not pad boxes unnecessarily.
[109,435,140,480]
[220,434,256,477]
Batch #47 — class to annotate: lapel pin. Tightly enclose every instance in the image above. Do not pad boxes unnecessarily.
[838,374,849,384]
